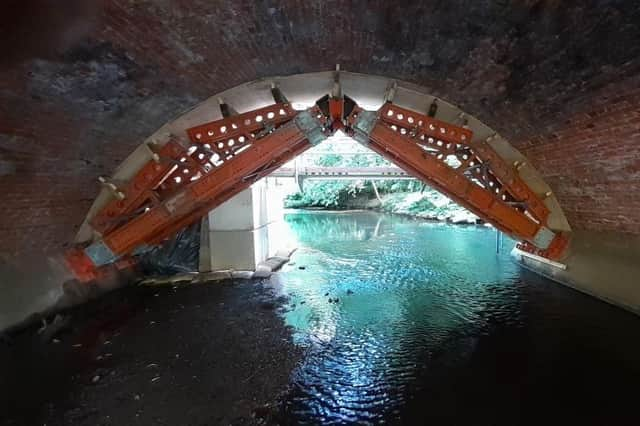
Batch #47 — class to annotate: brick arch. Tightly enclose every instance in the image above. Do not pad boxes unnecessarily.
[65,72,571,281]
[3,2,639,266]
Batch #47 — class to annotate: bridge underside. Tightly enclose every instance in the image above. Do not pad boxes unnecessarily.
[1,2,640,329]
[67,71,570,283]
[56,70,640,315]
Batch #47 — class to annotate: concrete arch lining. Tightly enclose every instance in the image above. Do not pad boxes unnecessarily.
[75,71,571,244]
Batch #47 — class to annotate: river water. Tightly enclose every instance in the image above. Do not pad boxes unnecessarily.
[274,211,640,425]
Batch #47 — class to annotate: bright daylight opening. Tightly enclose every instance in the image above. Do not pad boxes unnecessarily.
[269,130,480,226]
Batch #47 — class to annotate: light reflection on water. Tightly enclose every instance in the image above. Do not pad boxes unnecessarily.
[274,211,640,425]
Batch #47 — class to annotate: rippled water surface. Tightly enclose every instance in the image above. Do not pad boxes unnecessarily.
[275,211,640,425]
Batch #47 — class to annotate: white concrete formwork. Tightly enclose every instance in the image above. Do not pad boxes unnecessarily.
[205,180,286,271]
[75,71,571,244]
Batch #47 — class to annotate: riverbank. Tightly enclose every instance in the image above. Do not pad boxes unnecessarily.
[0,279,301,425]
[285,186,480,224]
[378,190,480,224]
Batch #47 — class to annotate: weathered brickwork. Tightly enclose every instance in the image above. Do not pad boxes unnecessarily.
[1,0,639,259]
[513,76,640,234]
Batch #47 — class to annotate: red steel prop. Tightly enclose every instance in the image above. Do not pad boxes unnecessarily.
[66,91,568,282]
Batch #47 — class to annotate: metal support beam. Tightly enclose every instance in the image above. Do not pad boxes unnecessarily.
[346,103,568,259]
[66,90,569,282]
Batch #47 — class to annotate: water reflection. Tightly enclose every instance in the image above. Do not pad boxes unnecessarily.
[276,211,640,425]
[284,211,387,243]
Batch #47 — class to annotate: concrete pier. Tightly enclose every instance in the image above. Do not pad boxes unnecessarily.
[200,179,290,272]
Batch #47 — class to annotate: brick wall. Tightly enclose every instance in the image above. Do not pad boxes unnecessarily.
[513,75,640,233]
[1,0,639,260]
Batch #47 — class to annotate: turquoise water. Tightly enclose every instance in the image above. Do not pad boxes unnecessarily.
[275,211,640,425]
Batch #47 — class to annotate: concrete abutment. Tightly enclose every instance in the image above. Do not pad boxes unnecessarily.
[513,230,640,315]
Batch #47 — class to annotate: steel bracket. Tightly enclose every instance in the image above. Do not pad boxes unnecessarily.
[351,110,377,144]
[85,240,119,266]
[531,226,556,250]
[294,110,327,146]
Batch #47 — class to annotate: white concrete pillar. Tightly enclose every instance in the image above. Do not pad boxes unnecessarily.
[203,179,285,271]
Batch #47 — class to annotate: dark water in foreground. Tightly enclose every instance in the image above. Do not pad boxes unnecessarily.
[276,211,640,425]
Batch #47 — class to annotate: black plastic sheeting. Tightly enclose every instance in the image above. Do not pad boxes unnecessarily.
[139,222,201,275]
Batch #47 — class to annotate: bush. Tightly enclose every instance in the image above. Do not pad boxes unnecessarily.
[284,181,363,208]
[284,153,454,215]
[408,197,436,213]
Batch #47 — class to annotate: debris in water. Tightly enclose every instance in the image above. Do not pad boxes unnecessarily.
[139,272,199,287]
[39,314,71,342]
[151,376,160,382]
[92,375,100,383]
[146,363,158,368]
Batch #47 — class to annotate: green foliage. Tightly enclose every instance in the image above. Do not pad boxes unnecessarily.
[286,152,441,214]
[407,197,436,213]
[285,192,307,208]
[315,154,342,167]
[380,193,406,212]
[375,179,423,193]
[285,181,363,208]
[312,152,390,168]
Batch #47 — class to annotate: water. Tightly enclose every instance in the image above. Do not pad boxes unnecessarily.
[275,211,640,425]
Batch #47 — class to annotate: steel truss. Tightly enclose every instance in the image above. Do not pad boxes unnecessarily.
[66,85,568,281]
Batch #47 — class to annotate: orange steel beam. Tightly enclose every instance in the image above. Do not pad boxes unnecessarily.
[159,102,299,199]
[367,126,539,237]
[91,102,301,237]
[348,105,568,259]
[100,123,312,261]
[67,108,326,280]
[146,137,313,247]
[186,103,297,146]
[378,104,550,222]
[89,103,299,237]
[90,139,188,235]
[67,93,569,282]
